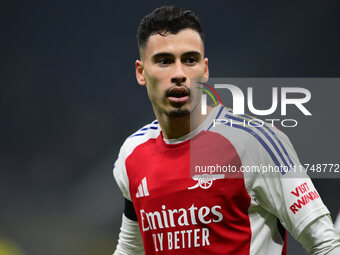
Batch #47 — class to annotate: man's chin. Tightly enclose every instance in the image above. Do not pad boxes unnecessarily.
[168,108,190,118]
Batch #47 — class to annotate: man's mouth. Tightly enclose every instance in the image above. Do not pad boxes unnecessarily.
[166,87,190,104]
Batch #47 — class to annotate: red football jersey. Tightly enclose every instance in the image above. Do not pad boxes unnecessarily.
[114,106,329,254]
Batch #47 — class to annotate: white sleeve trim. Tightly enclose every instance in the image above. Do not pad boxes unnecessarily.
[113,214,144,255]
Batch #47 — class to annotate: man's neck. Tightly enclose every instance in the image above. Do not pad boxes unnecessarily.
[156,106,213,140]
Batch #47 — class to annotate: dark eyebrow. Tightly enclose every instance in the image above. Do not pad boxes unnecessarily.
[151,53,174,62]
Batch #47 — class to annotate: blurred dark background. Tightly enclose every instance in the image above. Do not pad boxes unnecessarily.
[1,0,339,254]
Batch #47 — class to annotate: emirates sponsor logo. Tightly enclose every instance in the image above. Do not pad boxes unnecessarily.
[140,204,223,231]
[140,204,223,251]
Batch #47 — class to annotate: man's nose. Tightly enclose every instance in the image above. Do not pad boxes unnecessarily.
[171,62,186,85]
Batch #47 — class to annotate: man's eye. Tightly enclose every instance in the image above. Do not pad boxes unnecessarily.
[184,57,197,64]
[158,58,171,65]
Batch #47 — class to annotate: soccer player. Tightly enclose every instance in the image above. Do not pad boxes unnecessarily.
[113,6,340,255]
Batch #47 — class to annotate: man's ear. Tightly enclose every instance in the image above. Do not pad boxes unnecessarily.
[136,60,146,86]
[203,57,209,82]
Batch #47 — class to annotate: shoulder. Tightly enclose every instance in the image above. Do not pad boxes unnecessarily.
[113,120,161,200]
[119,119,161,159]
[210,107,296,172]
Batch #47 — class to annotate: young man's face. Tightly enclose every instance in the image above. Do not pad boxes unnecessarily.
[136,28,209,118]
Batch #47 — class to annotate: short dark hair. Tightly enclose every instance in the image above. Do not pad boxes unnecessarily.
[137,6,204,50]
